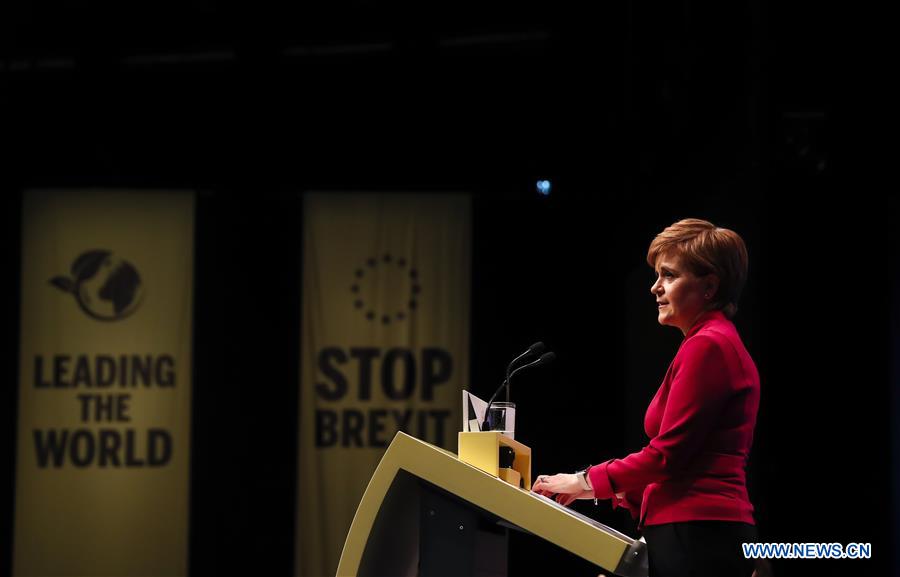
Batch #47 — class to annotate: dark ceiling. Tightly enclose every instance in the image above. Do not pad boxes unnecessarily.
[2,0,826,195]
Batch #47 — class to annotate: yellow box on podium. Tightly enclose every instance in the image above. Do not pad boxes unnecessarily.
[458,431,531,490]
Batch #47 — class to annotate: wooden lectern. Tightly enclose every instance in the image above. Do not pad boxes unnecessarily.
[338,432,647,577]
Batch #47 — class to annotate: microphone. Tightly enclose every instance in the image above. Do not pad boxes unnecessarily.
[505,342,545,402]
[491,342,544,410]
[508,351,556,383]
[483,349,556,431]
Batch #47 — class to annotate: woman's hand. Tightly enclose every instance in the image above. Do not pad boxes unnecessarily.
[556,489,594,506]
[532,473,592,506]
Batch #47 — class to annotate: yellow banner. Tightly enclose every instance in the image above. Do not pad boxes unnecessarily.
[295,193,471,577]
[14,190,194,577]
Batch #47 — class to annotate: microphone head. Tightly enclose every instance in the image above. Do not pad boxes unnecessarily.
[507,350,556,381]
[528,342,546,354]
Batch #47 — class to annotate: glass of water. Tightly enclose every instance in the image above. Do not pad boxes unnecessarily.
[486,402,516,439]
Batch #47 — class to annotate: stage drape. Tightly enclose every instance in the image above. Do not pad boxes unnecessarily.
[14,189,194,577]
[295,193,471,576]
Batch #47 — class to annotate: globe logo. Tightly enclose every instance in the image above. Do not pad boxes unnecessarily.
[50,250,143,321]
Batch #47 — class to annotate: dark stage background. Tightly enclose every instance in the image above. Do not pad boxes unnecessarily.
[2,1,895,576]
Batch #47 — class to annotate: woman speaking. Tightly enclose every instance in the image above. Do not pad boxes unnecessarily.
[532,218,760,577]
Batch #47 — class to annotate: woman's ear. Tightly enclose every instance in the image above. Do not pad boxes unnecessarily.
[705,274,720,300]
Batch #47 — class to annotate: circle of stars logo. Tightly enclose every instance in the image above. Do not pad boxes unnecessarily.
[351,253,421,324]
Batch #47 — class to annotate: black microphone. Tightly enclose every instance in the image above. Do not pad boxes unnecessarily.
[505,342,545,402]
[507,351,556,382]
[483,351,556,431]
[491,342,543,411]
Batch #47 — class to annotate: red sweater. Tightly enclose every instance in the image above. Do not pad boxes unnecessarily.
[588,310,759,528]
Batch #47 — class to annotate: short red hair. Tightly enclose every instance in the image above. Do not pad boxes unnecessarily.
[647,218,749,318]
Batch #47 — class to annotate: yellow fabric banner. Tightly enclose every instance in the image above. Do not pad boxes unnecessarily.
[295,193,471,577]
[14,190,194,577]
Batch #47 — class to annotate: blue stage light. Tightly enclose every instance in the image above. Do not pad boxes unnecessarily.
[536,180,551,196]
